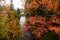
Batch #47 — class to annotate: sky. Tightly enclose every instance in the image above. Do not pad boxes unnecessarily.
[5,0,25,9]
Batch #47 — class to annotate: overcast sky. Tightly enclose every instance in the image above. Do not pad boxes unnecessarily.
[5,0,25,9]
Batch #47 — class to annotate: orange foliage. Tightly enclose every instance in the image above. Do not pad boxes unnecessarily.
[31,0,39,9]
[24,0,60,39]
[26,3,32,9]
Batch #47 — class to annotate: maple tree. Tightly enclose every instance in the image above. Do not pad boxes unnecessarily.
[23,0,60,40]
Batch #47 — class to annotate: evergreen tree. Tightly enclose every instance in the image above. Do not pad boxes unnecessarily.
[15,8,21,19]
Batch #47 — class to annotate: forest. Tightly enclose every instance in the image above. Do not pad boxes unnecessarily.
[0,0,60,40]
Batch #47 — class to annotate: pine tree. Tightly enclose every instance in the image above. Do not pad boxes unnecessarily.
[15,8,21,19]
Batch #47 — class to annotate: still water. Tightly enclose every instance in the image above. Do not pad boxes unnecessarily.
[20,16,26,28]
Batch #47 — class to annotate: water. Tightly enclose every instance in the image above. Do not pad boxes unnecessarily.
[19,12,32,40]
[20,16,26,28]
[19,16,26,40]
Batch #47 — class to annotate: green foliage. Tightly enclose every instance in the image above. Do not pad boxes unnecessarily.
[34,22,40,27]
[25,13,30,17]
[45,16,52,21]
[41,30,59,40]
[15,8,21,19]
[0,26,10,40]
[26,5,47,17]
[47,10,54,15]
[17,8,20,15]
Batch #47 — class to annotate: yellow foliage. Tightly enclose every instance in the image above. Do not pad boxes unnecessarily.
[9,10,15,15]
[0,14,8,25]
[0,5,21,40]
[53,0,58,13]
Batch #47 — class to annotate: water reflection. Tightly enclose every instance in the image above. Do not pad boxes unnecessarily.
[20,16,26,28]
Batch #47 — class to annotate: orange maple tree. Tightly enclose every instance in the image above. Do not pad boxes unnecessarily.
[23,0,60,40]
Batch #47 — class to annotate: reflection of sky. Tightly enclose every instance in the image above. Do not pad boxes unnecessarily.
[20,16,26,27]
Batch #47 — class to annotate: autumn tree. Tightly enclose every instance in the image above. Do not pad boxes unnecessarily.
[23,0,60,40]
[0,1,21,40]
